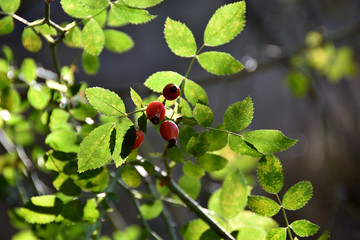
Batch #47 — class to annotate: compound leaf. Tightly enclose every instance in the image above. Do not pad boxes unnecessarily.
[282,181,313,210]
[204,1,246,46]
[247,195,280,217]
[104,29,134,53]
[197,51,243,75]
[257,155,283,194]
[290,220,319,237]
[224,96,253,132]
[82,19,105,56]
[85,87,126,116]
[243,130,297,154]
[164,17,197,57]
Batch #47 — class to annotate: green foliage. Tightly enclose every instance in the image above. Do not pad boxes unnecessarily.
[0,1,326,240]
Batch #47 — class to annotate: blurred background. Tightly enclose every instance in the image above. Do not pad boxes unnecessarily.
[1,0,360,239]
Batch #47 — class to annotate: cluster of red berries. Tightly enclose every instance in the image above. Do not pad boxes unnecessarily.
[133,83,180,150]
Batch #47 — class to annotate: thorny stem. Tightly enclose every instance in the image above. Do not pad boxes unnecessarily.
[276,194,294,240]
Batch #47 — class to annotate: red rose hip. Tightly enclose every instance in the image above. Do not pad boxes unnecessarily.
[146,101,166,124]
[133,130,144,150]
[160,120,179,147]
[163,83,180,100]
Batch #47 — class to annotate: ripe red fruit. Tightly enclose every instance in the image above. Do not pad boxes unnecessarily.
[133,130,144,150]
[163,83,180,100]
[146,101,166,124]
[160,120,179,147]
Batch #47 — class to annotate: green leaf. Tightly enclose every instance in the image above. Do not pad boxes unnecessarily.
[183,161,204,178]
[82,51,99,75]
[123,0,163,8]
[82,19,105,55]
[121,165,141,188]
[86,87,126,116]
[193,103,213,127]
[178,174,201,199]
[228,134,263,158]
[78,122,115,172]
[80,0,109,9]
[2,45,13,63]
[236,226,266,240]
[61,199,83,222]
[0,0,20,13]
[186,131,210,156]
[140,200,163,220]
[290,220,319,237]
[144,71,183,92]
[64,26,83,48]
[70,103,98,121]
[282,181,313,210]
[184,79,208,105]
[316,230,331,240]
[266,228,287,240]
[181,219,209,240]
[204,1,246,47]
[223,96,253,132]
[107,5,128,27]
[197,51,243,75]
[0,16,14,35]
[130,87,143,108]
[179,125,195,154]
[247,195,280,217]
[83,198,100,223]
[20,195,60,224]
[286,70,310,98]
[228,210,278,233]
[27,84,51,110]
[0,72,11,90]
[257,155,283,194]
[45,129,78,153]
[113,225,141,240]
[22,28,42,52]
[220,169,248,218]
[60,0,97,19]
[49,109,71,131]
[0,87,20,111]
[75,167,109,192]
[112,118,136,166]
[12,230,38,240]
[164,17,197,57]
[196,153,228,172]
[104,29,134,53]
[243,130,297,154]
[208,124,228,151]
[21,58,37,83]
[111,4,156,25]
[167,146,184,163]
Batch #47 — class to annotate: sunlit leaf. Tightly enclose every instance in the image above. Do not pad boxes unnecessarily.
[121,165,141,188]
[198,51,243,75]
[186,131,210,156]
[183,161,204,178]
[83,198,99,223]
[80,0,109,9]
[223,96,253,132]
[0,0,20,13]
[257,155,283,194]
[27,84,51,110]
[82,19,105,55]
[130,87,143,108]
[228,134,263,158]
[20,195,60,224]
[184,79,208,105]
[193,103,213,127]
[21,58,37,83]
[60,0,97,19]
[282,181,313,210]
[123,0,163,8]
[111,4,155,25]
[247,195,280,217]
[236,226,266,240]
[204,1,246,46]
[178,174,201,199]
[144,71,183,92]
[181,219,209,240]
[164,17,197,57]
[290,220,319,237]
[266,228,287,240]
[22,28,42,52]
[0,16,14,35]
[85,87,126,116]
[140,200,162,220]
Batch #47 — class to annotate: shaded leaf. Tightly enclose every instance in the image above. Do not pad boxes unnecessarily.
[86,87,125,116]
[223,96,253,132]
[112,118,136,166]
[290,219,319,237]
[178,174,201,199]
[104,29,134,53]
[220,169,248,218]
[243,130,297,154]
[282,181,313,210]
[20,195,61,224]
[183,161,204,178]
[247,195,280,217]
[197,153,228,172]
[164,17,197,57]
[186,131,210,156]
[61,199,83,222]
[208,124,228,151]
[179,125,195,154]
[257,155,283,194]
[204,1,246,47]
[198,51,243,75]
[82,51,99,75]
[45,129,78,153]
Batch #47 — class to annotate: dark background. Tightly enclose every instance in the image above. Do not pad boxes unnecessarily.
[1,0,360,239]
